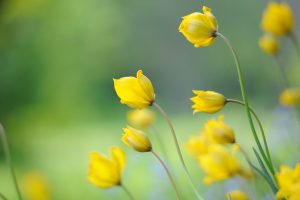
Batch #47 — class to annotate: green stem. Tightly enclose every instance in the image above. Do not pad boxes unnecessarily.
[120,184,135,200]
[274,56,290,88]
[151,150,181,200]
[288,31,300,58]
[0,193,8,200]
[153,102,204,200]
[216,32,275,176]
[0,124,23,200]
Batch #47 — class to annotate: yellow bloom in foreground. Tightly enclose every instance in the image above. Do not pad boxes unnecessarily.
[227,190,249,200]
[122,126,152,152]
[204,115,235,145]
[276,163,300,200]
[261,2,294,36]
[198,145,251,185]
[127,108,155,129]
[23,172,50,200]
[113,70,155,109]
[259,33,279,56]
[179,6,218,48]
[279,88,300,107]
[88,147,126,188]
[191,90,226,114]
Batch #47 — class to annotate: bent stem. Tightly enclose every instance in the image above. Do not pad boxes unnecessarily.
[153,102,204,200]
[0,124,23,200]
[288,31,300,58]
[121,184,135,200]
[151,150,181,200]
[216,32,275,176]
[226,99,274,173]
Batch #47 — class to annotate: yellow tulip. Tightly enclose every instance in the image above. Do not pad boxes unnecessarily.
[259,33,279,56]
[113,70,155,109]
[127,108,155,129]
[198,145,251,185]
[23,172,50,200]
[276,163,300,200]
[279,88,300,107]
[204,115,235,145]
[191,90,226,114]
[227,190,249,200]
[185,133,214,158]
[261,2,294,36]
[179,6,218,48]
[122,126,152,152]
[88,146,126,188]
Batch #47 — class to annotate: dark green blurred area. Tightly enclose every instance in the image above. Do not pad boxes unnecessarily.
[0,0,300,199]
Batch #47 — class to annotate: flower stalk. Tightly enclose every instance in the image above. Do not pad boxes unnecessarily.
[121,184,135,200]
[216,32,275,176]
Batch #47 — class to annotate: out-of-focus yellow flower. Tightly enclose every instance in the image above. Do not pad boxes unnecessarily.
[261,2,294,36]
[113,70,155,109]
[23,172,50,200]
[259,33,279,55]
[276,163,300,200]
[191,90,226,114]
[185,133,214,158]
[179,6,218,48]
[198,145,252,185]
[127,109,155,129]
[204,115,235,145]
[88,147,126,188]
[226,190,249,200]
[122,126,152,152]
[279,88,300,107]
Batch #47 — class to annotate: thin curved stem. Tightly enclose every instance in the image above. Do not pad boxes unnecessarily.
[120,184,135,200]
[216,32,275,176]
[0,193,8,200]
[288,31,300,58]
[153,102,204,200]
[274,56,290,88]
[0,124,23,200]
[151,150,181,200]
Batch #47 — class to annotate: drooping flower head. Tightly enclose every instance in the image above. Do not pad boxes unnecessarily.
[113,70,155,109]
[198,145,252,185]
[122,126,152,152]
[276,163,300,200]
[179,6,218,48]
[279,88,300,107]
[191,90,226,114]
[127,109,155,129]
[226,190,249,200]
[204,115,235,145]
[23,172,50,200]
[261,2,294,36]
[88,147,126,188]
[259,33,279,56]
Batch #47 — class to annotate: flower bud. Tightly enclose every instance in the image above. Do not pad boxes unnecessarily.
[122,126,152,152]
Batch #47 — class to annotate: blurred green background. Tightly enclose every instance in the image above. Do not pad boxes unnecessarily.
[0,0,300,199]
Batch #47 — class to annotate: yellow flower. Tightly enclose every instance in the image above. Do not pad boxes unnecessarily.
[226,190,249,200]
[179,6,218,48]
[23,172,50,200]
[204,115,235,145]
[185,133,214,158]
[261,2,294,36]
[198,145,251,185]
[122,126,152,152]
[259,33,279,56]
[88,146,126,188]
[279,88,300,107]
[127,108,155,129]
[276,163,300,200]
[113,70,155,109]
[191,90,226,114]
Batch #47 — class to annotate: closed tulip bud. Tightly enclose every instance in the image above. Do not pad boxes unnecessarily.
[226,191,249,200]
[122,126,152,152]
[204,115,235,145]
[261,2,294,36]
[127,109,155,129]
[279,88,300,107]
[179,6,218,48]
[113,70,155,109]
[191,90,226,114]
[259,33,279,56]
[88,147,126,188]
